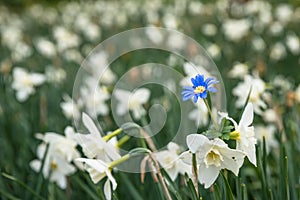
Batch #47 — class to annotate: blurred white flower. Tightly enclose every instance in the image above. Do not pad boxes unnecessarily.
[269,22,283,36]
[270,42,286,61]
[202,23,217,36]
[76,158,117,200]
[228,62,248,79]
[146,27,164,45]
[188,100,208,127]
[45,66,66,84]
[114,88,150,120]
[60,94,81,121]
[53,26,80,51]
[185,134,245,188]
[206,43,221,59]
[286,33,300,55]
[273,75,292,92]
[1,26,23,49]
[12,67,46,102]
[12,42,33,62]
[255,125,278,153]
[223,19,251,42]
[155,142,191,181]
[30,126,80,189]
[35,38,56,58]
[251,37,266,52]
[219,103,257,166]
[75,113,121,162]
[233,75,266,115]
[80,78,110,117]
[262,109,277,123]
[275,4,293,24]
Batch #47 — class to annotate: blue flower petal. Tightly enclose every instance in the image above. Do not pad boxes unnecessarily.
[207,87,218,93]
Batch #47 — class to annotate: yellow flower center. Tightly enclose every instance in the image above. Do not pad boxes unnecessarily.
[206,149,222,167]
[229,130,240,140]
[194,86,206,94]
[51,162,58,170]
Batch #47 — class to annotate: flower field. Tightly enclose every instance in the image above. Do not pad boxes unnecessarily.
[0,0,300,199]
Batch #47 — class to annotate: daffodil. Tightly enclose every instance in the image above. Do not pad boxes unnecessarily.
[114,88,150,120]
[155,142,192,181]
[184,134,245,188]
[219,103,257,166]
[12,67,46,102]
[30,126,80,189]
[75,113,121,162]
[76,158,117,200]
[182,74,218,103]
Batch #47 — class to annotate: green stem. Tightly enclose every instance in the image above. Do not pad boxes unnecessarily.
[103,128,122,141]
[108,154,130,169]
[116,135,131,147]
[203,99,218,129]
[192,153,199,198]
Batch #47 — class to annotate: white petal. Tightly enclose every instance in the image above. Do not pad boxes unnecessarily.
[106,170,117,190]
[104,179,112,200]
[218,112,238,129]
[29,160,41,172]
[82,113,102,137]
[114,89,131,102]
[220,148,245,176]
[198,165,219,189]
[16,90,30,102]
[30,73,46,85]
[132,88,150,104]
[186,134,208,153]
[179,151,193,165]
[239,103,254,127]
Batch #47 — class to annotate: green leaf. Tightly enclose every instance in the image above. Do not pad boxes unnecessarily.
[184,174,199,200]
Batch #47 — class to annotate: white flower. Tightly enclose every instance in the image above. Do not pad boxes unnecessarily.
[219,103,257,166]
[262,109,277,123]
[222,19,251,42]
[60,94,81,120]
[255,125,278,153]
[35,38,56,58]
[251,37,266,52]
[228,63,248,79]
[275,4,293,24]
[53,26,80,51]
[295,85,300,103]
[233,75,266,115]
[202,23,217,36]
[75,113,121,162]
[45,66,66,84]
[114,88,150,120]
[270,42,286,61]
[185,134,245,188]
[76,158,117,200]
[155,142,191,181]
[12,67,46,102]
[206,43,221,59]
[188,100,208,127]
[30,126,80,189]
[286,33,300,55]
[80,77,110,117]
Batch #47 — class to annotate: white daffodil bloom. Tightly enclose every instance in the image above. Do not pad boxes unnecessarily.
[255,125,278,153]
[233,75,266,115]
[12,67,46,102]
[185,134,245,189]
[75,113,121,162]
[228,63,248,79]
[155,142,192,181]
[114,88,150,120]
[222,19,251,42]
[76,158,117,200]
[60,94,81,121]
[30,126,80,189]
[80,77,110,117]
[219,103,257,166]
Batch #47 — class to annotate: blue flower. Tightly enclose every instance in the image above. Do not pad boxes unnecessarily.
[182,74,219,103]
